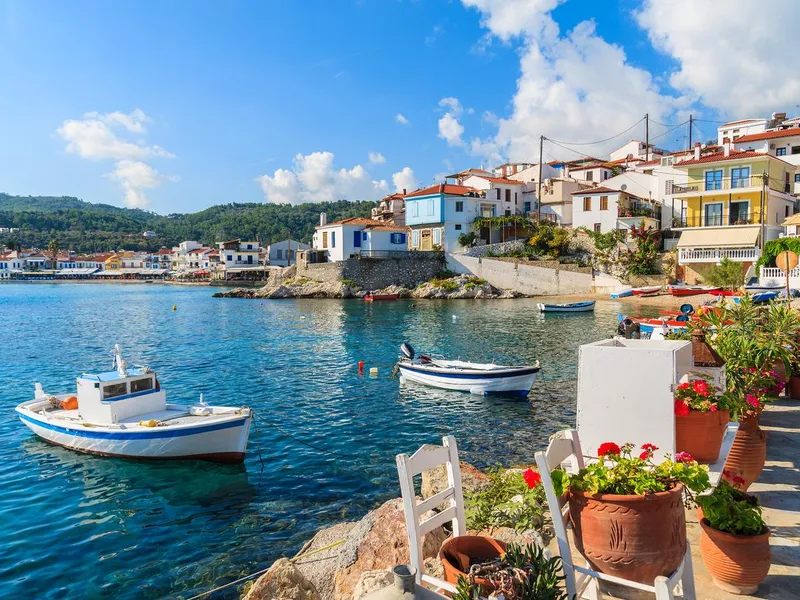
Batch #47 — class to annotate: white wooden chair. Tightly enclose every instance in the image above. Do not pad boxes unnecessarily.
[534,430,696,600]
[396,435,465,595]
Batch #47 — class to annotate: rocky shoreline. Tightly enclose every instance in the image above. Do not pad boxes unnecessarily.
[214,273,519,300]
[241,460,545,600]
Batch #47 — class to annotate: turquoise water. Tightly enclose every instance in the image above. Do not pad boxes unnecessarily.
[0,284,641,599]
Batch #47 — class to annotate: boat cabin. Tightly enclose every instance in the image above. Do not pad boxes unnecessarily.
[76,367,166,424]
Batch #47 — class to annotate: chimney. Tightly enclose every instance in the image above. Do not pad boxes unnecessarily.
[694,142,701,161]
[723,142,731,157]
[320,212,327,227]
[564,164,570,178]
[402,188,407,195]
[439,183,445,193]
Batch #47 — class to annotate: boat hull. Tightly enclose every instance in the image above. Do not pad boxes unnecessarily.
[668,286,721,297]
[632,286,662,296]
[537,301,595,313]
[16,409,251,463]
[364,294,399,302]
[397,364,538,396]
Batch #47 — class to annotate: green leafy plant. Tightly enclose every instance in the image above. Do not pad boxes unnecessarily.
[755,237,800,270]
[452,543,569,600]
[568,442,710,499]
[464,468,547,533]
[528,222,572,257]
[458,231,477,247]
[705,257,745,290]
[621,223,661,276]
[696,479,766,536]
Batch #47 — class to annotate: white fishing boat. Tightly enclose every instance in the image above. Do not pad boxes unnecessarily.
[15,345,252,463]
[537,300,595,313]
[395,343,539,397]
[631,285,663,297]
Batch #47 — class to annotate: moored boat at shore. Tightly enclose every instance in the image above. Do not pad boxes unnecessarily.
[15,346,252,463]
[395,343,539,397]
[668,285,722,297]
[364,292,399,302]
[537,300,595,313]
[632,285,663,297]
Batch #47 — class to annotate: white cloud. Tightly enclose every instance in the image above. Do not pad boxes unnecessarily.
[257,151,394,205]
[369,151,386,164]
[57,109,175,208]
[636,0,800,117]
[461,2,675,161]
[438,97,464,116]
[392,167,419,193]
[395,113,411,126]
[438,112,466,147]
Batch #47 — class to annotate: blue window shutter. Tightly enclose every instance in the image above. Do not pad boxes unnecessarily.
[400,233,407,244]
[362,232,368,241]
[332,232,335,248]
[354,230,361,247]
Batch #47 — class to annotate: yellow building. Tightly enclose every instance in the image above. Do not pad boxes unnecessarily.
[671,150,796,283]
[105,254,121,270]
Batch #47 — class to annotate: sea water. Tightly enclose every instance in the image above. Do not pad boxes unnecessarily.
[0,284,640,598]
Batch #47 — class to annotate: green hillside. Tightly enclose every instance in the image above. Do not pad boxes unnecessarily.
[0,194,375,253]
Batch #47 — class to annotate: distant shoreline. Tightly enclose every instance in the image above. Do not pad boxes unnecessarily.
[0,279,264,287]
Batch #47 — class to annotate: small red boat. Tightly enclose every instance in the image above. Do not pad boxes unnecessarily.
[632,285,663,297]
[364,293,399,302]
[716,289,743,297]
[667,285,722,297]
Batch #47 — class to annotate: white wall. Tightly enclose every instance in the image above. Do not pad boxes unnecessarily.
[572,192,620,233]
[442,195,502,252]
[718,120,767,145]
[461,175,525,215]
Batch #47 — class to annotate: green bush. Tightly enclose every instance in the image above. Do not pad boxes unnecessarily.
[756,237,800,270]
[465,468,546,533]
[705,257,745,290]
[528,222,572,257]
[457,231,476,247]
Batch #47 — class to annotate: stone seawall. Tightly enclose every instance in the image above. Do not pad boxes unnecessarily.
[298,253,445,289]
[447,253,593,296]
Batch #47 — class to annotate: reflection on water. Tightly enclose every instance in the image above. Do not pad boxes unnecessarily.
[0,285,659,599]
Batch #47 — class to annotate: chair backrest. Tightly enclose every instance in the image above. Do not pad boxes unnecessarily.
[396,435,466,586]
[534,430,585,596]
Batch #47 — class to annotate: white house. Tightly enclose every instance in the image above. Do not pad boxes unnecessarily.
[717,118,768,146]
[733,127,800,193]
[562,158,614,184]
[0,252,24,278]
[267,239,309,267]
[493,162,534,178]
[217,239,261,269]
[371,192,406,226]
[460,174,526,216]
[571,186,660,234]
[608,140,666,163]
[313,216,408,262]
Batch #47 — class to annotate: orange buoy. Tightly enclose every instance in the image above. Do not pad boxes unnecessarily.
[60,396,78,410]
[358,361,365,375]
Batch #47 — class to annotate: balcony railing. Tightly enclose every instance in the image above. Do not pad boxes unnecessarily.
[671,184,698,194]
[679,248,760,263]
[675,211,756,228]
[618,204,661,219]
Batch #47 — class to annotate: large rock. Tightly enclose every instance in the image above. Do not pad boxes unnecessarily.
[352,569,394,600]
[243,558,320,600]
[411,275,510,299]
[293,521,357,600]
[332,498,447,600]
[421,456,490,500]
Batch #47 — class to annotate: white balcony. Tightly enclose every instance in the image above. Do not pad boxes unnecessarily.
[678,248,760,264]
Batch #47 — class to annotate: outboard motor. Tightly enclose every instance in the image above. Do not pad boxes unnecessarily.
[400,342,415,360]
[618,317,640,339]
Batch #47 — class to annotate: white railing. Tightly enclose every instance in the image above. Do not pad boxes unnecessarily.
[760,266,800,288]
[678,248,760,263]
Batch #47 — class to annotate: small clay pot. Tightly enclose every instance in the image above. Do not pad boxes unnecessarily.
[569,484,686,584]
[724,417,766,491]
[788,375,800,400]
[675,409,730,463]
[439,535,507,590]
[699,519,771,595]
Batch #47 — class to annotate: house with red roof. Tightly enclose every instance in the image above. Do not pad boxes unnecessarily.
[733,127,800,194]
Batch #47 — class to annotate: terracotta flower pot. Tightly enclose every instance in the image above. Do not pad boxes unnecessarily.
[789,375,800,400]
[675,409,730,463]
[569,484,686,584]
[439,535,507,590]
[723,417,766,491]
[700,519,771,595]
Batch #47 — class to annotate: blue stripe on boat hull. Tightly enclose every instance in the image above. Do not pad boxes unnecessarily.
[397,364,540,379]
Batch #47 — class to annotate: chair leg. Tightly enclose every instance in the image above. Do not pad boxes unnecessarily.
[654,576,674,600]
[681,546,697,600]
[581,576,600,600]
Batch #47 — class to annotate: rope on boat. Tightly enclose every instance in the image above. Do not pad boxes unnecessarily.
[185,540,345,599]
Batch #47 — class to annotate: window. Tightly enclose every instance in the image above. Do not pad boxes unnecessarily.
[603,171,610,180]
[704,203,723,226]
[321,232,328,249]
[505,209,511,216]
[496,188,501,200]
[390,232,406,244]
[130,377,153,394]
[412,230,420,247]
[433,228,441,245]
[455,201,464,212]
[455,224,462,231]
[227,254,233,261]
[729,200,749,224]
[276,249,283,259]
[704,169,723,191]
[427,199,434,215]
[524,201,531,212]
[600,196,608,210]
[514,192,518,204]
[786,206,791,218]
[411,202,419,217]
[583,197,592,211]
[593,223,601,233]
[331,232,336,248]
[795,174,800,183]
[586,171,593,182]
[793,146,800,155]
[362,232,368,240]
[247,244,252,250]
[103,382,127,401]
[665,180,674,195]
[505,189,511,202]
[777,147,787,156]
[731,166,750,188]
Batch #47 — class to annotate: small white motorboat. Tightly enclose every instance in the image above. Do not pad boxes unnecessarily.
[15,345,252,463]
[537,300,595,313]
[395,343,539,397]
[631,285,663,297]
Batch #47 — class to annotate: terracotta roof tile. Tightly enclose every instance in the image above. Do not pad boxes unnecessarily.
[733,128,800,143]
[471,175,525,185]
[403,184,482,198]
[316,217,409,231]
[570,186,617,196]
[677,150,792,166]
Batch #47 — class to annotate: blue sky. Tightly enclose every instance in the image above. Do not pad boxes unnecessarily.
[1,0,797,214]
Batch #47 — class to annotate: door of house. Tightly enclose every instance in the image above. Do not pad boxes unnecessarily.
[704,203,723,226]
[353,230,362,248]
[420,229,432,250]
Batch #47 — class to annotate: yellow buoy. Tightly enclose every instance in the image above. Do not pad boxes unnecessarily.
[138,419,159,427]
[369,367,379,377]
[172,305,177,311]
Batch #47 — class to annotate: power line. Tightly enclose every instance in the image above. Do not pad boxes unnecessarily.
[545,117,646,146]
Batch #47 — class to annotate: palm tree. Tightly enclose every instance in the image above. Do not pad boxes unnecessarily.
[48,239,59,271]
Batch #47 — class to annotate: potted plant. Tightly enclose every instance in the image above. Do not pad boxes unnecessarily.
[789,355,800,400]
[566,443,709,584]
[452,543,569,600]
[724,387,768,491]
[674,378,731,463]
[696,477,771,594]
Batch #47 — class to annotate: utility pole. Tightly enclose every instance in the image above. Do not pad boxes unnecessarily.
[537,135,544,222]
[760,172,767,250]
[688,114,693,150]
[645,113,649,161]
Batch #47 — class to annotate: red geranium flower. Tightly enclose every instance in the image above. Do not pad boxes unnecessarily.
[674,399,690,417]
[746,394,761,409]
[677,382,691,390]
[522,468,541,489]
[733,474,746,486]
[641,443,658,452]
[675,451,694,463]
[597,442,621,457]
